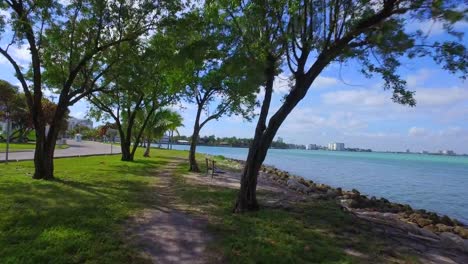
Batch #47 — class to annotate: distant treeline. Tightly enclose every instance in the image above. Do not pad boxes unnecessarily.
[174,135,306,149]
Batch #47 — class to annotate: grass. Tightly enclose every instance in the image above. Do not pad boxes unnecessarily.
[0,148,185,264]
[0,142,36,152]
[171,161,418,264]
[0,148,417,263]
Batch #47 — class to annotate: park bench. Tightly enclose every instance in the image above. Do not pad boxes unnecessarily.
[205,158,216,178]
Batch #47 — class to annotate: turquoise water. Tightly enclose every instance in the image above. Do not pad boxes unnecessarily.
[171,145,468,223]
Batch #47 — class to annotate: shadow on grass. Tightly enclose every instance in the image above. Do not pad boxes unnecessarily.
[0,153,175,264]
[171,162,402,264]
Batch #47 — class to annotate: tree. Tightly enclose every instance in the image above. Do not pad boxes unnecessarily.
[0,80,17,119]
[88,38,179,161]
[0,0,165,179]
[230,0,468,212]
[142,109,183,157]
[177,8,261,172]
[0,80,67,142]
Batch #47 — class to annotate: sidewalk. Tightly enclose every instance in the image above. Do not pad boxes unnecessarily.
[0,140,120,162]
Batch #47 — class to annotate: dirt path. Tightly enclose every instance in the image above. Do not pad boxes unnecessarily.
[126,162,216,264]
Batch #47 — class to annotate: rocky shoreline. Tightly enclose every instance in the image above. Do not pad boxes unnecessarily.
[226,158,468,253]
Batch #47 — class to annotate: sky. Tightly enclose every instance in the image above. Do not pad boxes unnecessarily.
[1,7,467,154]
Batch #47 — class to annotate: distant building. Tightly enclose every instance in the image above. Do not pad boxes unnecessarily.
[421,150,429,154]
[307,144,318,150]
[0,121,7,134]
[177,140,189,145]
[441,150,455,156]
[67,117,93,131]
[328,142,345,151]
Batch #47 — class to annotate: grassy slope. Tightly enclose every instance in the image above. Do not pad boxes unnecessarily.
[0,149,185,264]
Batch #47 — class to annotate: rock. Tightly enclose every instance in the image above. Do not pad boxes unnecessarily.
[348,199,360,208]
[454,226,468,239]
[399,221,421,233]
[418,225,440,240]
[440,232,468,252]
[382,212,399,222]
[440,215,454,226]
[286,178,309,193]
[325,189,339,199]
[415,217,433,227]
[298,177,312,187]
[435,224,454,233]
[336,187,343,196]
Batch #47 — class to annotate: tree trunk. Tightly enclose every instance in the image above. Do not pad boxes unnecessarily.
[234,73,311,212]
[189,105,203,172]
[189,128,200,172]
[143,137,151,157]
[234,56,276,212]
[121,139,134,161]
[33,125,59,180]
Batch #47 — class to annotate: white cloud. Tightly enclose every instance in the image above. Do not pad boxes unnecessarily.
[0,45,31,66]
[408,127,428,137]
[416,86,468,106]
[407,19,468,37]
[406,69,434,88]
[311,76,339,89]
[281,108,368,133]
[273,74,292,94]
[321,89,388,107]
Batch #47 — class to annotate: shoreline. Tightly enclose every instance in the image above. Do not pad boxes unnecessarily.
[223,157,468,241]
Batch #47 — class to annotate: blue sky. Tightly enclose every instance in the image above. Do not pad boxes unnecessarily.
[1,10,467,154]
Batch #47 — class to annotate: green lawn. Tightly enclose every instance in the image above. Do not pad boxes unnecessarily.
[0,142,35,152]
[0,149,417,263]
[0,149,185,264]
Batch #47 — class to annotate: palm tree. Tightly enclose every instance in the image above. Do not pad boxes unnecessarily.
[143,109,183,157]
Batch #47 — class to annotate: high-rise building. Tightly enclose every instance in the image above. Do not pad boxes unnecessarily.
[307,144,318,150]
[328,142,345,151]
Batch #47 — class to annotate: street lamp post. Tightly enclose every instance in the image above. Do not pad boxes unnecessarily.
[5,111,11,164]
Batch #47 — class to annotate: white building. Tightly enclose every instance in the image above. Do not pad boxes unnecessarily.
[328,142,345,151]
[67,117,93,131]
[441,150,455,156]
[0,121,7,134]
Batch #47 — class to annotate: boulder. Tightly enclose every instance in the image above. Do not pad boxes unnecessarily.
[435,224,454,233]
[415,217,433,227]
[286,178,309,193]
[325,189,339,199]
[454,226,468,239]
[440,215,454,226]
[440,232,468,252]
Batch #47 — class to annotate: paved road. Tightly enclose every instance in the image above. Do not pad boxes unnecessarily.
[0,140,120,162]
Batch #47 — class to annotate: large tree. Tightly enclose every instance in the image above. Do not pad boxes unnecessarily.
[177,8,261,172]
[88,38,179,161]
[228,0,468,212]
[0,0,166,179]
